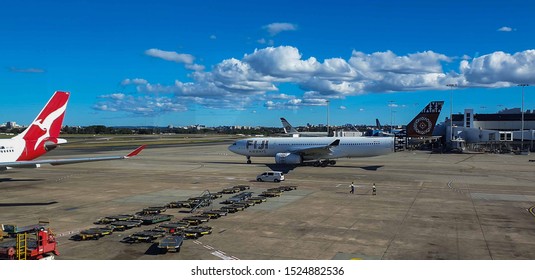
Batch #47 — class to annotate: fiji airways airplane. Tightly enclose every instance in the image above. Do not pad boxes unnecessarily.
[229,101,443,166]
[0,91,145,171]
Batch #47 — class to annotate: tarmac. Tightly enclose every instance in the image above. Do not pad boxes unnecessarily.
[1,141,535,260]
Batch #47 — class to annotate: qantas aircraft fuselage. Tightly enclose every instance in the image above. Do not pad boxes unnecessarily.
[0,91,145,171]
[0,137,64,163]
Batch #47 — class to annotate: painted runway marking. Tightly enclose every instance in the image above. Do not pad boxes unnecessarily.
[337,183,362,188]
[211,251,234,260]
[529,206,535,217]
[192,239,240,260]
[447,179,465,194]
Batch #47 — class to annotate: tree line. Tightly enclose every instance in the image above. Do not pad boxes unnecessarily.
[1,125,285,136]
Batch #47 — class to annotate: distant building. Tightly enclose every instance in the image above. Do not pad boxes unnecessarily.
[451,109,535,131]
[232,125,252,130]
[334,130,363,137]
[442,108,535,151]
[6,121,17,129]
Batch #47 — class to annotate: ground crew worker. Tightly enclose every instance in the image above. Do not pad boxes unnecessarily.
[372,183,376,195]
[350,182,355,194]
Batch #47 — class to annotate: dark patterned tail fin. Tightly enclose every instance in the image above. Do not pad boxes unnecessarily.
[406,101,444,137]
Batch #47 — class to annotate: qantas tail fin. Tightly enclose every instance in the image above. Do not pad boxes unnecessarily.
[13,91,69,160]
[406,101,444,137]
[15,91,69,141]
[280,118,299,134]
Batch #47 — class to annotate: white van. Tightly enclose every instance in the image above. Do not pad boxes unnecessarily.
[256,171,285,182]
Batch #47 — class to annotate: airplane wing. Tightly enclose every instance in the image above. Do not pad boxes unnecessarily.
[289,139,339,157]
[0,145,146,170]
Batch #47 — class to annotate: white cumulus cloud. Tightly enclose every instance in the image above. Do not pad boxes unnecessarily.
[460,50,535,85]
[269,93,295,100]
[497,26,513,32]
[96,46,535,115]
[263,22,298,36]
[244,46,321,78]
[145,48,195,64]
[185,64,206,71]
[264,97,327,110]
[121,78,148,86]
[94,94,187,116]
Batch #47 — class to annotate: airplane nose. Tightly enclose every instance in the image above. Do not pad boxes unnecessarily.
[228,143,237,153]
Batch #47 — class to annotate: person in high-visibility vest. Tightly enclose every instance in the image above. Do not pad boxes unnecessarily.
[372,183,376,195]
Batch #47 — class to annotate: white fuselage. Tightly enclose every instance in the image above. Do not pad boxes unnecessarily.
[228,136,394,162]
[0,138,26,163]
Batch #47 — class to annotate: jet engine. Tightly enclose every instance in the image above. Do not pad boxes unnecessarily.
[275,153,302,164]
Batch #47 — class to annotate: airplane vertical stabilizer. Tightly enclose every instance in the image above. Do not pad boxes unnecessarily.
[406,101,444,137]
[13,91,70,160]
[280,118,299,134]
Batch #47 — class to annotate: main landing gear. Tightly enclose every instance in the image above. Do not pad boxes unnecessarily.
[312,160,336,167]
[246,156,251,164]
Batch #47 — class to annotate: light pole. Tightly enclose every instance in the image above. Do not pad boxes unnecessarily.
[388,100,395,132]
[326,100,330,136]
[392,110,396,129]
[446,84,458,144]
[529,129,534,151]
[518,84,529,151]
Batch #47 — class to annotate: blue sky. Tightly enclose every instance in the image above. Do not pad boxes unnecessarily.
[1,0,535,127]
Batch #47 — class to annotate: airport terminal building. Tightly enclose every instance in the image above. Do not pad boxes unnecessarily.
[442,108,535,152]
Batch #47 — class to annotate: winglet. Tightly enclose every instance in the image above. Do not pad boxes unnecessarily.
[125,145,146,158]
[329,139,340,147]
